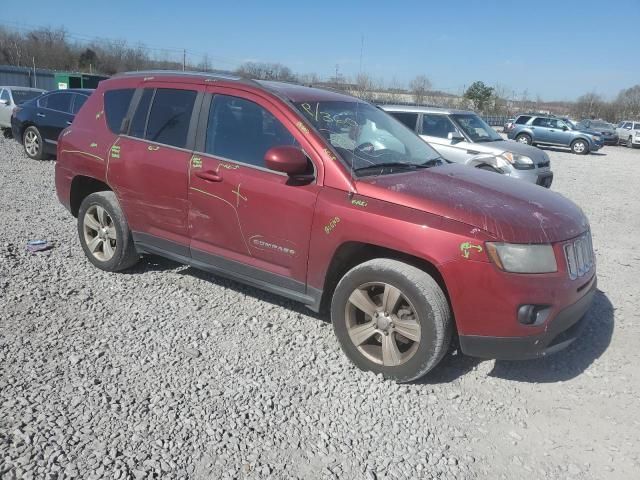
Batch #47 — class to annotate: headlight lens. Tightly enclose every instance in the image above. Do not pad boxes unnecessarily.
[593,135,601,141]
[500,152,534,170]
[486,242,557,273]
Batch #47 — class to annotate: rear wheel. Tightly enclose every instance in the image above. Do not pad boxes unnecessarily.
[515,133,532,145]
[23,126,46,160]
[331,259,452,382]
[571,139,589,155]
[78,191,139,272]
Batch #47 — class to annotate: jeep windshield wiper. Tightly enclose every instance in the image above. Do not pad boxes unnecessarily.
[354,159,442,174]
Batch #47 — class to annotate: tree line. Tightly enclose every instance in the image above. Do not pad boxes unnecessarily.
[1,26,639,121]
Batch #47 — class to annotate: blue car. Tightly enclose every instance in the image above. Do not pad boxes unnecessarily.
[508,114,603,154]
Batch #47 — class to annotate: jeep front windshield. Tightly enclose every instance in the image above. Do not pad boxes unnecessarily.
[450,113,502,143]
[294,101,443,176]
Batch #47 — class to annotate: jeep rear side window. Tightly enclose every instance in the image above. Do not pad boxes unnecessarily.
[129,89,154,139]
[104,88,135,134]
[145,89,197,148]
[205,95,297,168]
[389,112,418,131]
[515,115,531,124]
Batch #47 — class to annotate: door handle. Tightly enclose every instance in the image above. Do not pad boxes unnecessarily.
[66,121,72,125]
[467,150,480,155]
[195,170,223,182]
[37,113,45,118]
[147,145,160,151]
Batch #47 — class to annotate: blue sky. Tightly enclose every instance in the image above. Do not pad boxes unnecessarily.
[5,1,640,100]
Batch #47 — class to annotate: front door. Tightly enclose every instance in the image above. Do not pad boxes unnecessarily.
[189,90,320,286]
[420,113,469,163]
[107,85,200,249]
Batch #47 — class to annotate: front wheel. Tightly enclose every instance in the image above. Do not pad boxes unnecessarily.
[515,133,532,145]
[331,259,452,382]
[571,139,589,155]
[627,136,634,148]
[77,191,139,272]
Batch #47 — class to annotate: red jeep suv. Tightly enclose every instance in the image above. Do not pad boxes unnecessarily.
[55,71,596,382]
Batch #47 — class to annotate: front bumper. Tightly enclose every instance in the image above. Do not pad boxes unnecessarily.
[459,276,596,360]
[507,166,553,188]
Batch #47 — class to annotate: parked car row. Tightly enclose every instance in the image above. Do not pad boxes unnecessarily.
[44,71,596,381]
[382,106,553,187]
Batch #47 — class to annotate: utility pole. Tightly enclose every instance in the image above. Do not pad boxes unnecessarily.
[183,49,186,71]
[32,57,37,88]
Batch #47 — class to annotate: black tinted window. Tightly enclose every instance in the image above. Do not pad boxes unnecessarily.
[515,115,532,125]
[390,112,418,131]
[71,94,88,114]
[46,93,73,113]
[104,88,134,134]
[422,114,458,139]
[129,89,154,138]
[205,95,297,168]
[145,89,196,148]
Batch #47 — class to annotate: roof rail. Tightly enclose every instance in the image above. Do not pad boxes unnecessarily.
[114,70,263,87]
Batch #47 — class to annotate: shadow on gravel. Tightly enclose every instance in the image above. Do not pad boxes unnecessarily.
[416,289,614,385]
[489,289,614,383]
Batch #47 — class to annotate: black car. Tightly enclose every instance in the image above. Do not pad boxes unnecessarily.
[11,88,93,159]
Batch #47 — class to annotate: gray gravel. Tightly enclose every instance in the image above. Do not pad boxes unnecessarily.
[1,136,639,479]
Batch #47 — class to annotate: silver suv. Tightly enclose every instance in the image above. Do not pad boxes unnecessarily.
[382,105,553,187]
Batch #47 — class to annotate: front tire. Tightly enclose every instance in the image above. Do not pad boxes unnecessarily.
[331,259,452,382]
[627,136,634,148]
[77,191,139,272]
[515,133,532,145]
[23,126,46,160]
[571,139,589,155]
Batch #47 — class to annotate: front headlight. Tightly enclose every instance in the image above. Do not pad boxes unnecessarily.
[593,136,601,141]
[499,152,534,170]
[486,242,557,273]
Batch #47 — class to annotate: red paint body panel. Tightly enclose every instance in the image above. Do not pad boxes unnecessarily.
[56,72,596,353]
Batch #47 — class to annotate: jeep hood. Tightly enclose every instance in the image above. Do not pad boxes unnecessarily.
[356,164,589,243]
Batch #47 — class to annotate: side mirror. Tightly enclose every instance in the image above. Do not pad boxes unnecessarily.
[447,131,464,144]
[562,125,568,131]
[264,145,312,179]
[0,99,7,105]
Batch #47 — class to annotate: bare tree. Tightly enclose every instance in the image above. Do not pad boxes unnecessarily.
[236,61,297,82]
[572,92,604,120]
[409,75,432,104]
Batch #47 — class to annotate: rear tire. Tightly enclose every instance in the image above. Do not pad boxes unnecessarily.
[23,126,47,160]
[571,139,589,155]
[77,191,139,272]
[515,133,532,145]
[331,258,452,383]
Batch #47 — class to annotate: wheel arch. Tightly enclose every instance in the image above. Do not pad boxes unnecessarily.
[318,241,452,318]
[69,175,113,217]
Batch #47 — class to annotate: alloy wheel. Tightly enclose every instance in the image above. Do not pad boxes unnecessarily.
[24,130,40,157]
[345,282,421,367]
[574,141,586,153]
[517,135,530,144]
[83,205,117,261]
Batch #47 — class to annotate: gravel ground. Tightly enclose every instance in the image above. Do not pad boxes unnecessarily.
[1,136,639,480]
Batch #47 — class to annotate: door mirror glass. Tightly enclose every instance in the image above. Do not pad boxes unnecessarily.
[447,131,465,144]
[264,146,309,175]
[562,125,568,131]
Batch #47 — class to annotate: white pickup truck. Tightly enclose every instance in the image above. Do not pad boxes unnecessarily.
[616,120,640,148]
